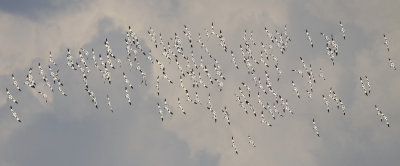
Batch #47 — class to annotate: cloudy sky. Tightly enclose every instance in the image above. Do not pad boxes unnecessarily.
[1,0,399,165]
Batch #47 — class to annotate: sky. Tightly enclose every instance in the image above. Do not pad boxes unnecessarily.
[0,0,399,166]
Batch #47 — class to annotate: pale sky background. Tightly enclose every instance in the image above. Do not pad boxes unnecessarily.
[1,0,399,166]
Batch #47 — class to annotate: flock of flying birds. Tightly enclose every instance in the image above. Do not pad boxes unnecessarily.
[3,21,395,155]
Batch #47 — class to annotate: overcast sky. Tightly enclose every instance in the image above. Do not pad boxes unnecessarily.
[1,0,399,166]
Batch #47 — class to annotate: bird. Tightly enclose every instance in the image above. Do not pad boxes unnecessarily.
[292,69,304,78]
[248,135,256,148]
[177,97,186,115]
[124,86,132,106]
[11,74,22,91]
[157,102,164,122]
[221,106,230,125]
[319,68,326,81]
[388,58,396,70]
[25,67,36,88]
[383,34,389,52]
[360,77,368,96]
[231,136,239,155]
[322,94,330,113]
[312,118,320,137]
[374,105,390,127]
[38,91,48,103]
[164,98,173,115]
[339,21,346,40]
[10,106,22,123]
[291,81,300,99]
[106,94,113,113]
[306,29,313,47]
[365,75,371,94]
[48,51,58,66]
[6,88,18,104]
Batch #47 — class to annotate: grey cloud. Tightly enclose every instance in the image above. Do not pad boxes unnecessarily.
[0,0,85,20]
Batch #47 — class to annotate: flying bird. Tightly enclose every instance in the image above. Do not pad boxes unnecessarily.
[10,106,22,123]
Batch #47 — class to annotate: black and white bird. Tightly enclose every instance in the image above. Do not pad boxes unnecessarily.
[124,86,132,106]
[164,98,173,115]
[374,105,390,127]
[383,34,389,52]
[322,94,330,113]
[48,51,57,66]
[11,74,22,91]
[221,106,230,125]
[157,102,164,122]
[312,118,320,137]
[248,135,256,148]
[306,29,313,47]
[360,77,368,96]
[106,94,113,113]
[340,21,346,40]
[231,136,239,155]
[10,106,22,123]
[177,97,186,115]
[6,88,18,104]
[319,68,326,81]
[207,93,217,123]
[292,69,304,78]
[37,91,48,103]
[388,58,396,70]
[365,75,371,94]
[25,67,36,88]
[291,81,300,99]
[38,63,54,92]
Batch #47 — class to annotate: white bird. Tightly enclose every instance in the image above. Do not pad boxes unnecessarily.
[48,51,57,66]
[322,94,330,113]
[374,105,390,127]
[231,136,238,155]
[234,93,248,114]
[11,74,22,91]
[388,58,396,70]
[194,91,201,105]
[383,34,389,52]
[221,106,231,125]
[312,118,320,137]
[319,68,326,81]
[164,98,173,115]
[10,106,22,123]
[230,50,239,69]
[365,75,371,94]
[207,93,217,123]
[106,94,113,113]
[248,135,256,148]
[306,29,313,47]
[275,64,282,81]
[156,75,160,96]
[340,21,346,40]
[291,81,300,99]
[25,67,36,88]
[258,94,272,126]
[38,63,54,92]
[37,91,48,103]
[360,77,368,96]
[124,87,132,106]
[241,82,251,97]
[6,88,18,104]
[177,97,186,115]
[306,89,312,99]
[292,69,304,78]
[122,72,134,89]
[66,48,77,70]
[157,102,164,122]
